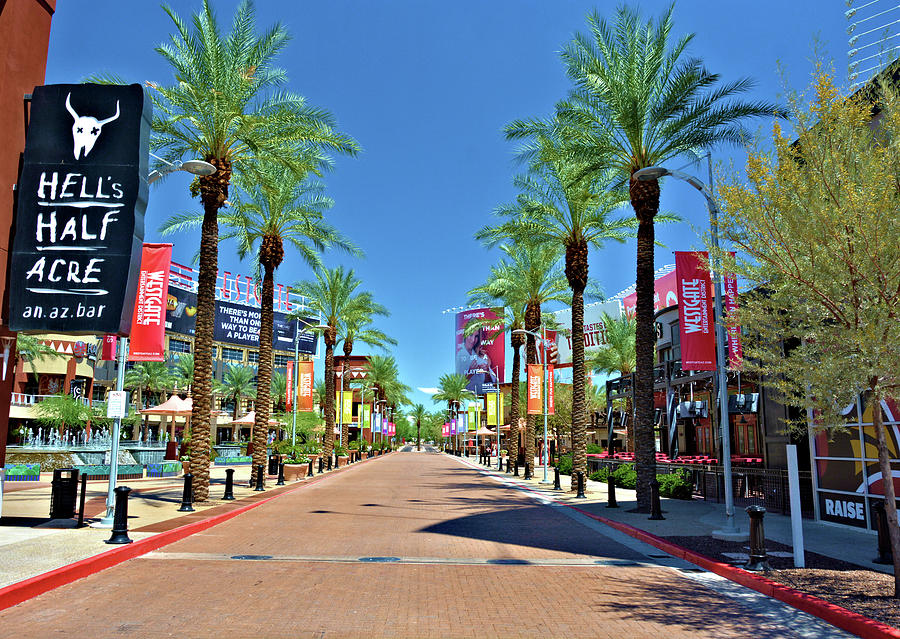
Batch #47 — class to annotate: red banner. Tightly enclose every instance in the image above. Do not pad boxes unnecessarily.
[285,360,294,411]
[547,364,555,415]
[101,334,117,361]
[297,361,314,412]
[675,251,716,371]
[128,244,173,361]
[723,259,743,369]
[624,269,679,316]
[527,364,543,415]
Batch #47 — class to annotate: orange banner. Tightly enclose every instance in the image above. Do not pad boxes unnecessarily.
[547,364,555,415]
[297,361,314,412]
[527,364,543,415]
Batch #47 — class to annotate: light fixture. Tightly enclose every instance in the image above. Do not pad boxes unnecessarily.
[148,153,216,184]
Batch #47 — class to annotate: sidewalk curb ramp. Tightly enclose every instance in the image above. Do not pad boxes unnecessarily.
[455,454,900,639]
[0,451,389,612]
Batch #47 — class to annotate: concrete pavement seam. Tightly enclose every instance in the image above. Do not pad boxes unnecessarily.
[449,454,900,639]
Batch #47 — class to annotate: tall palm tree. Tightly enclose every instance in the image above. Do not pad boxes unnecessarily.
[292,267,381,459]
[214,364,257,421]
[124,361,173,441]
[476,156,633,488]
[409,403,429,451]
[151,0,359,499]
[528,5,780,509]
[270,371,287,413]
[468,241,569,475]
[165,163,358,487]
[171,353,194,393]
[433,373,476,452]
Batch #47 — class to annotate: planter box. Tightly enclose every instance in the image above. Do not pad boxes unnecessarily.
[282,463,308,481]
[214,455,252,466]
[4,463,40,481]
[146,462,181,478]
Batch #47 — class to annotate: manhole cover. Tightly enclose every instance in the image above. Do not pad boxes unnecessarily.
[358,556,401,563]
[230,555,273,561]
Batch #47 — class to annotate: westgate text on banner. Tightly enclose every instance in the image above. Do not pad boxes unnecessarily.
[547,365,555,415]
[285,361,294,411]
[527,364,543,415]
[675,251,716,371]
[455,308,505,394]
[297,361,314,412]
[128,244,173,361]
[723,258,743,369]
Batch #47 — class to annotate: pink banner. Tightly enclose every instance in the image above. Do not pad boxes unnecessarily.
[286,361,294,411]
[675,251,716,371]
[547,364,555,415]
[723,258,743,369]
[128,244,173,361]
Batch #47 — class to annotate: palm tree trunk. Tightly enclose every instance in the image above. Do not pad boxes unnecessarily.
[251,264,275,488]
[631,176,660,512]
[566,240,588,492]
[525,303,541,478]
[188,157,231,502]
[323,330,336,459]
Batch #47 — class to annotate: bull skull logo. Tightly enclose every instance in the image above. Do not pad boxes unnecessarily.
[65,93,120,160]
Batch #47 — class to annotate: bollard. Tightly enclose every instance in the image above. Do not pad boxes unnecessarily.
[465,447,469,458]
[276,462,285,486]
[576,471,586,499]
[649,479,664,520]
[105,486,133,544]
[335,454,340,469]
[553,466,561,491]
[745,505,770,571]
[524,462,532,480]
[254,464,265,491]
[307,459,314,478]
[873,502,894,564]
[318,457,324,474]
[514,460,519,477]
[327,455,332,471]
[77,473,88,528]
[223,468,235,500]
[607,475,618,508]
[178,473,195,512]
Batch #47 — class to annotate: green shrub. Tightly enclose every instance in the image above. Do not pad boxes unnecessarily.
[657,470,693,500]
[588,468,609,482]
[555,453,573,475]
[611,463,637,489]
[586,444,606,455]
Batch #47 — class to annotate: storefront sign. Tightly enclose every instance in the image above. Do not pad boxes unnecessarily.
[675,251,716,371]
[128,244,172,361]
[10,84,150,334]
[818,491,868,529]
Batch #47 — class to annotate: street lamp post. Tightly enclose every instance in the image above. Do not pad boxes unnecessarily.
[513,328,551,484]
[634,163,740,537]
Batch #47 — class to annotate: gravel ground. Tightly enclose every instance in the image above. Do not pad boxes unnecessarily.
[665,535,899,629]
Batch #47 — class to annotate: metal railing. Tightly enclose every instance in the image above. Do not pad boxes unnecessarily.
[11,393,91,407]
[586,458,815,518]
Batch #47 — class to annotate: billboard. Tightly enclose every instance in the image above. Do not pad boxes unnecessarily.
[9,83,150,334]
[551,300,621,367]
[165,283,317,354]
[455,307,505,394]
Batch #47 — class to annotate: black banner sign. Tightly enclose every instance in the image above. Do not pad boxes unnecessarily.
[166,285,317,354]
[9,83,150,334]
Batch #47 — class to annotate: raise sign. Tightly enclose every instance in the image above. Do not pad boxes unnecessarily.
[9,83,150,334]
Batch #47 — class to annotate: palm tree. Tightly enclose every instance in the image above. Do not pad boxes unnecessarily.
[526,5,780,509]
[165,164,359,487]
[409,403,429,451]
[433,373,476,452]
[124,361,173,441]
[15,335,64,381]
[362,354,411,445]
[271,371,287,412]
[214,364,257,421]
[171,353,194,393]
[151,0,359,500]
[476,156,633,488]
[468,240,569,476]
[292,267,381,459]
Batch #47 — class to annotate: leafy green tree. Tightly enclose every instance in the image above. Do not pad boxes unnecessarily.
[509,5,779,509]
[477,151,633,488]
[151,0,359,500]
[34,394,92,433]
[214,364,257,421]
[292,267,381,457]
[715,68,900,593]
[166,164,359,486]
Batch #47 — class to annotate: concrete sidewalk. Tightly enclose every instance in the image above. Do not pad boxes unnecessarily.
[0,459,359,589]
[467,455,892,575]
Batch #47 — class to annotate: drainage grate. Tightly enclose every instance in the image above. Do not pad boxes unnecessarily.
[595,560,641,566]
[678,568,707,573]
[647,554,671,559]
[487,559,530,565]
[358,556,401,563]
[230,555,273,561]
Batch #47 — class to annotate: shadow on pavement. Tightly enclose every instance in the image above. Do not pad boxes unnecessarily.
[419,504,646,560]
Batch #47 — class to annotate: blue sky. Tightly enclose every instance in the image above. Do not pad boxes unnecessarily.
[44,1,850,407]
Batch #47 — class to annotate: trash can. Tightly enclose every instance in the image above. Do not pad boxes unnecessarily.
[268,455,279,476]
[50,468,79,519]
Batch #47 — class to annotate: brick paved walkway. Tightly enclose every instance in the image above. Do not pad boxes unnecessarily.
[0,451,846,638]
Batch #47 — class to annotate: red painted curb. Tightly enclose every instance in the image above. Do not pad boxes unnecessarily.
[0,453,379,612]
[458,459,900,639]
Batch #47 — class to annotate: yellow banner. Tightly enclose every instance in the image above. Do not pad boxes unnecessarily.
[486,393,504,426]
[467,405,477,431]
[362,404,371,429]
[336,391,354,423]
